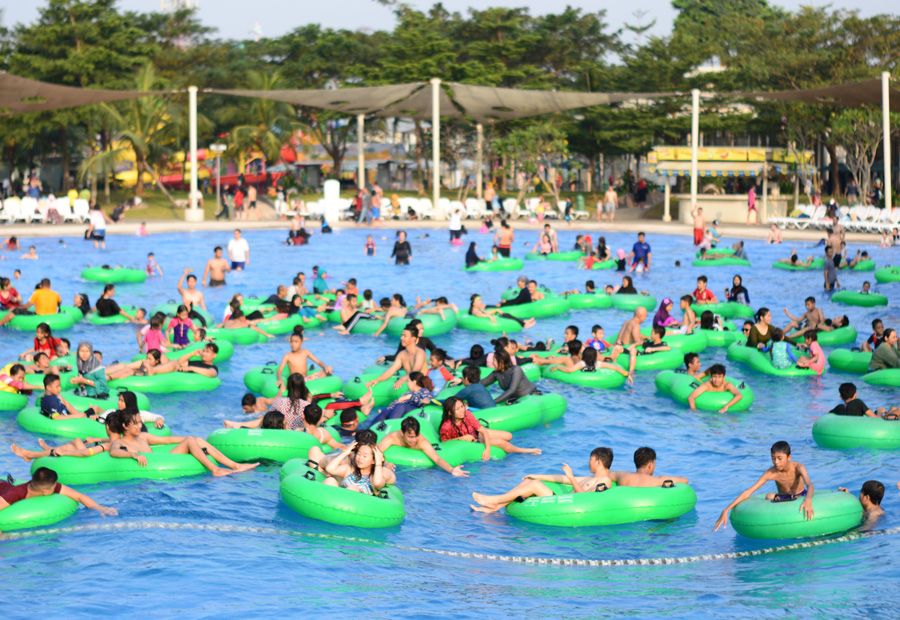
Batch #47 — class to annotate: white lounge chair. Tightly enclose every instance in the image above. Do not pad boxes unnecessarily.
[501,198,518,216]
[72,199,91,223]
[3,197,22,223]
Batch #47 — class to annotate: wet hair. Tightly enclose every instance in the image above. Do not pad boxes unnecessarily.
[363,289,373,301]
[566,325,579,337]
[770,441,791,456]
[592,324,603,334]
[838,382,857,401]
[700,311,715,330]
[186,274,197,283]
[241,393,257,408]
[287,373,310,403]
[407,371,433,392]
[585,280,595,290]
[104,410,124,434]
[261,411,286,430]
[633,447,656,469]
[885,328,896,341]
[400,417,421,435]
[150,315,163,330]
[214,246,222,252]
[567,339,582,356]
[771,327,785,342]
[804,330,818,342]
[755,307,770,323]
[805,296,815,304]
[651,325,666,338]
[231,309,245,320]
[862,480,885,505]
[103,284,115,294]
[37,322,52,337]
[43,374,60,388]
[493,349,513,372]
[402,326,419,341]
[431,348,447,363]
[490,336,510,351]
[355,429,377,445]
[392,293,406,306]
[469,344,484,359]
[9,363,25,376]
[873,319,883,329]
[407,318,423,331]
[681,295,693,305]
[581,347,597,368]
[590,447,613,469]
[304,404,323,425]
[440,397,465,427]
[30,467,59,490]
[340,409,359,424]
[684,352,699,368]
[147,349,163,363]
[378,297,390,308]
[697,275,708,284]
[33,352,49,365]
[708,363,726,376]
[462,366,481,384]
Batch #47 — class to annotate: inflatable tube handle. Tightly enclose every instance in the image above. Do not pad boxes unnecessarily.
[477,418,490,428]
[594,483,608,492]
[376,422,388,432]
[304,471,317,481]
[167,299,176,304]
[738,382,746,389]
[662,480,674,488]
[261,368,274,375]
[265,361,278,366]
[431,443,442,451]
[378,490,389,499]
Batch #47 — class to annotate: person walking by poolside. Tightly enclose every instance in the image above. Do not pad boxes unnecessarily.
[358,187,373,227]
[601,184,618,222]
[246,184,258,220]
[691,205,705,246]
[747,185,758,225]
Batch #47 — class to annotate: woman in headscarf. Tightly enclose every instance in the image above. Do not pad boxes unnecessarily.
[652,298,681,329]
[69,340,109,398]
[465,242,483,268]
[725,274,750,305]
[617,275,638,295]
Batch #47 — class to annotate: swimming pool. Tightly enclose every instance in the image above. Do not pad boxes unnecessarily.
[2,225,899,618]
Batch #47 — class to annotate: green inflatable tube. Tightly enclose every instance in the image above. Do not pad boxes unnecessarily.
[502,297,571,320]
[692,257,751,267]
[524,253,548,261]
[280,464,405,528]
[540,365,627,389]
[17,406,171,439]
[385,310,458,338]
[457,311,524,333]
[343,372,408,405]
[844,259,876,271]
[546,251,585,262]
[501,286,554,301]
[827,349,871,374]
[831,291,887,307]
[60,305,84,322]
[639,328,709,353]
[695,248,735,258]
[81,267,147,284]
[565,293,612,310]
[371,416,507,467]
[874,266,900,283]
[30,444,213,485]
[691,302,754,319]
[589,259,617,270]
[132,339,235,364]
[207,428,333,463]
[729,491,862,539]
[0,481,78,532]
[742,348,818,377]
[862,369,900,387]
[464,258,524,272]
[654,370,754,412]
[243,363,343,398]
[2,311,75,332]
[772,258,824,271]
[610,294,657,312]
[203,327,269,345]
[86,305,141,326]
[21,368,77,392]
[789,326,857,347]
[472,393,567,432]
[505,481,697,527]
[726,341,756,364]
[813,413,900,450]
[699,328,741,348]
[108,372,221,394]
[0,391,28,412]
[150,301,214,326]
[616,348,684,372]
[62,391,151,411]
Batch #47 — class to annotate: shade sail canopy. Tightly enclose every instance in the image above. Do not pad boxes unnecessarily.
[211,81,671,123]
[741,78,900,112]
[0,73,154,116]
[649,161,764,177]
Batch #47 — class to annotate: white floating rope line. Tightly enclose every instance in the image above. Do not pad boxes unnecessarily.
[3,521,897,567]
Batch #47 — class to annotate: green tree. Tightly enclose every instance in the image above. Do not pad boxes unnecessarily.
[830,107,893,206]
[495,122,568,204]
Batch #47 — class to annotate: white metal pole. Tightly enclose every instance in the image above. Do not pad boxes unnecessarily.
[431,78,441,208]
[761,164,768,224]
[690,88,700,210]
[215,153,221,215]
[357,114,365,189]
[185,86,202,222]
[883,71,893,210]
[663,178,671,222]
[475,123,484,199]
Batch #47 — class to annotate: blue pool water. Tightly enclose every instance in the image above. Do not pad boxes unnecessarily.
[2,225,900,617]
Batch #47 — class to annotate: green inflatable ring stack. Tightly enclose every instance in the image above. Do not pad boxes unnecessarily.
[132,339,235,364]
[108,372,221,394]
[874,266,900,283]
[691,302,754,320]
[729,491,862,539]
[565,293,612,309]
[772,258,824,271]
[654,370,754,412]
[150,301,215,326]
[789,326,857,347]
[243,363,344,398]
[812,413,900,450]
[0,479,79,532]
[546,251,585,262]
[540,365,628,389]
[505,481,697,527]
[464,258,524,272]
[862,369,900,387]
[385,310,458,338]
[691,257,751,267]
[81,267,147,284]
[207,428,333,463]
[615,348,684,372]
[280,463,405,528]
[17,407,172,439]
[610,294,657,312]
[30,444,213,485]
[1,311,76,332]
[831,291,888,307]
[87,305,141,326]
[457,310,524,333]
[203,326,269,345]
[827,349,871,374]
[61,391,151,411]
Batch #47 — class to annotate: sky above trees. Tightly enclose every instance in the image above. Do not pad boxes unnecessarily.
[3,0,891,42]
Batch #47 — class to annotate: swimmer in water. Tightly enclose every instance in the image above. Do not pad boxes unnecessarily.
[777,249,814,267]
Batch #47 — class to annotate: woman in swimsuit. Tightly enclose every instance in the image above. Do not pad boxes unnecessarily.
[324,442,386,495]
[415,296,459,321]
[530,233,553,256]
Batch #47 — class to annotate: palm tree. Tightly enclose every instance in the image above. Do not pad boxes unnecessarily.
[218,71,300,170]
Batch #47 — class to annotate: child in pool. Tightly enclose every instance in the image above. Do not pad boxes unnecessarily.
[714,441,815,531]
[166,305,197,348]
[686,363,744,413]
[795,331,825,374]
[838,481,885,527]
